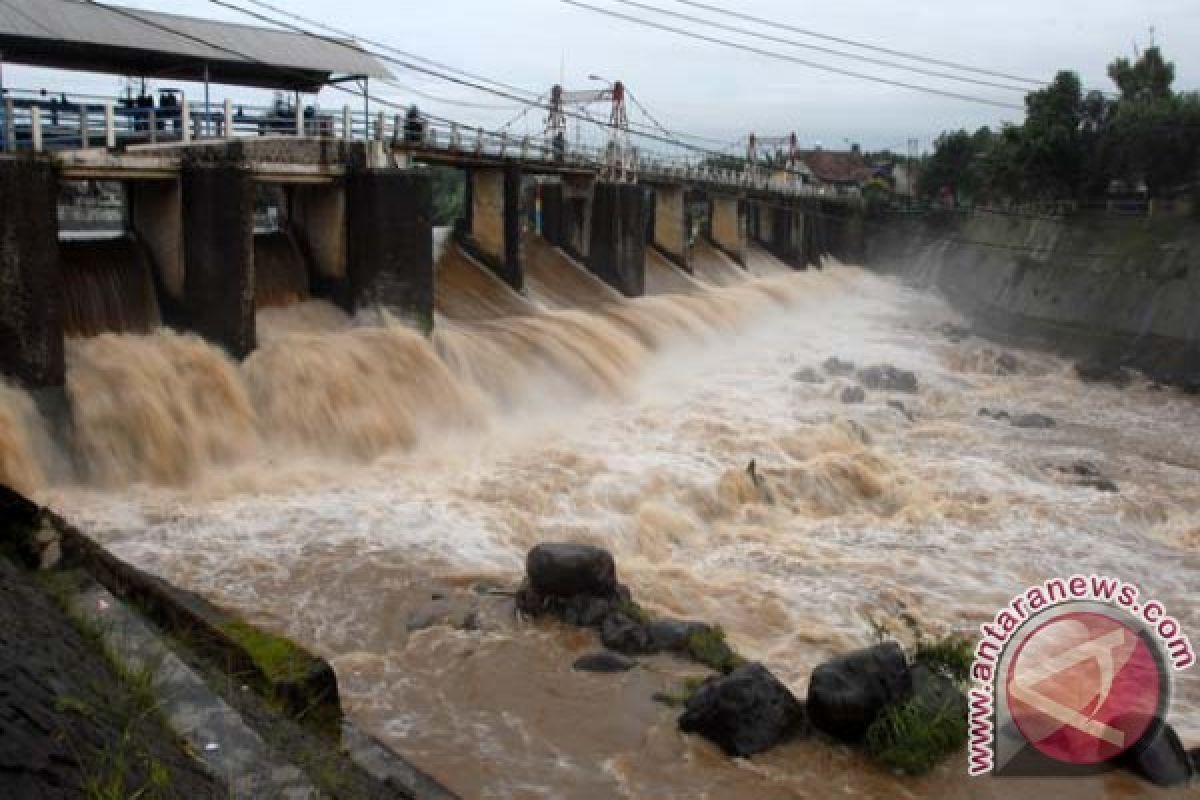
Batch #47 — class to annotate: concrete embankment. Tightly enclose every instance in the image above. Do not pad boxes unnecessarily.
[865,210,1200,388]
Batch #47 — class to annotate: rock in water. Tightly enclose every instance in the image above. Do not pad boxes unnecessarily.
[647,618,711,652]
[977,408,1010,421]
[525,543,617,599]
[573,651,636,673]
[1011,413,1056,429]
[840,386,866,404]
[823,357,856,376]
[887,400,914,422]
[679,663,807,757]
[807,642,912,742]
[792,367,825,384]
[601,613,654,654]
[1119,723,1195,787]
[1076,358,1134,388]
[856,365,918,393]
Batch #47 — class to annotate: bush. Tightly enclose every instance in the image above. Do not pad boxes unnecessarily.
[864,695,968,775]
[914,634,974,683]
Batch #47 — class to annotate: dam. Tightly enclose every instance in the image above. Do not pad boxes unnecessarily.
[1,2,1198,799]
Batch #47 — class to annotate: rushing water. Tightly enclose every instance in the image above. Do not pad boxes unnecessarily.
[2,237,1197,799]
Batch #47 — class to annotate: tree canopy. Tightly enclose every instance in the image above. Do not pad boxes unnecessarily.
[920,46,1200,205]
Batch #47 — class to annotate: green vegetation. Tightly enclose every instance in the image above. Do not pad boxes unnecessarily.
[219,619,312,684]
[920,46,1200,206]
[684,625,745,674]
[914,634,974,683]
[427,165,466,227]
[616,599,654,626]
[654,674,711,708]
[863,695,969,775]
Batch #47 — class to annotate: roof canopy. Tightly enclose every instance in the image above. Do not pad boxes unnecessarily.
[0,0,391,91]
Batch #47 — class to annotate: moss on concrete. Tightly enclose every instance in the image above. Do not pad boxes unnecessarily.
[218,620,313,685]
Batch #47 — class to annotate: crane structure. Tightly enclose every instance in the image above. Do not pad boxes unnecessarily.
[545,80,637,181]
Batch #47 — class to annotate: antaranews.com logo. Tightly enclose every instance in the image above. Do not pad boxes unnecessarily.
[968,574,1194,777]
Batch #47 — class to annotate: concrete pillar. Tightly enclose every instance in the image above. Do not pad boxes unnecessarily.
[290,182,347,291]
[765,205,805,269]
[181,164,256,358]
[0,159,64,388]
[465,166,522,290]
[587,182,645,297]
[652,183,690,271]
[129,178,184,302]
[709,193,745,266]
[345,168,433,330]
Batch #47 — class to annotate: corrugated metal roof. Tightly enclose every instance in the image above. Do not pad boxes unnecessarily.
[0,0,391,89]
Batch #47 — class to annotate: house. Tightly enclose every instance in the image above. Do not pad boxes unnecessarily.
[798,145,875,192]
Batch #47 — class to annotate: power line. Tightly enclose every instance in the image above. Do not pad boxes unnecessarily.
[664,0,1045,87]
[561,0,1025,111]
[603,0,1030,93]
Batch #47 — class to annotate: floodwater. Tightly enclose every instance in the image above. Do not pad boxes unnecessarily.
[2,236,1197,799]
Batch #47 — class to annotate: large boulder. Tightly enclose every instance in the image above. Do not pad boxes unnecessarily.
[856,365,918,393]
[601,612,654,654]
[525,543,617,599]
[679,663,807,757]
[807,642,912,742]
[647,618,711,652]
[1119,723,1195,788]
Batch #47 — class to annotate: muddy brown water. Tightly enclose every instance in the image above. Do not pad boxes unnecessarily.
[0,241,1196,798]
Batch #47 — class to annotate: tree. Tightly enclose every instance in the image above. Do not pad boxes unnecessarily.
[1107,46,1175,103]
[918,130,982,203]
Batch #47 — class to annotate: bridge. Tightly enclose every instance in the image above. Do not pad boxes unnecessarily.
[0,0,865,392]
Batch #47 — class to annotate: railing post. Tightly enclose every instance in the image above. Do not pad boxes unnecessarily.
[343,105,352,140]
[148,108,157,144]
[181,99,192,142]
[392,113,402,143]
[2,97,13,152]
[223,98,233,138]
[375,111,385,142]
[78,103,90,150]
[30,106,42,152]
[295,100,304,136]
[104,102,115,149]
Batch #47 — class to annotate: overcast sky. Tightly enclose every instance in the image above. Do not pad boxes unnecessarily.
[4,0,1200,154]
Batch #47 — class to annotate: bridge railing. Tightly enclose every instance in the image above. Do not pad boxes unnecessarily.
[1,87,853,198]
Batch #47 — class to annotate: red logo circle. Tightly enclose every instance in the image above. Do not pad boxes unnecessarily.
[1005,611,1163,765]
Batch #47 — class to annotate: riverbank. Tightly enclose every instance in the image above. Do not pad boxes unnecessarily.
[864,209,1200,389]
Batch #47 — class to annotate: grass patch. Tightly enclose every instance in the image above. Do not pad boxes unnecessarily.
[684,626,745,674]
[914,634,974,683]
[616,599,654,626]
[219,620,312,684]
[864,696,968,775]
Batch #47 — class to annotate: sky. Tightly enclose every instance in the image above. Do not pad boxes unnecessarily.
[4,0,1200,156]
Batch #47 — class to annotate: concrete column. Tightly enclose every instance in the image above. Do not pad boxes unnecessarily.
[181,164,256,358]
[0,159,63,388]
[345,168,433,330]
[709,193,745,266]
[465,166,523,290]
[652,183,690,271]
[129,178,184,303]
[587,182,645,297]
[290,182,347,293]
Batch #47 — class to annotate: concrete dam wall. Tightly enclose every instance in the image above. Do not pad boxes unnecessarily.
[865,210,1200,387]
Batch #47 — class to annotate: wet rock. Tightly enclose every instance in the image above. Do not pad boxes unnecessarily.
[887,400,914,422]
[935,322,971,342]
[601,613,654,655]
[1119,723,1194,787]
[573,651,636,673]
[1052,461,1118,493]
[559,593,620,627]
[0,484,58,570]
[1011,413,1056,430]
[406,593,481,632]
[823,357,856,376]
[856,365,918,393]
[678,663,807,757]
[647,618,711,652]
[1076,358,1135,388]
[977,408,1010,421]
[525,543,617,599]
[792,367,825,384]
[807,641,912,743]
[840,386,866,404]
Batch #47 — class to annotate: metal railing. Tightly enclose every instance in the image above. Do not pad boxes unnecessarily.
[0,87,855,199]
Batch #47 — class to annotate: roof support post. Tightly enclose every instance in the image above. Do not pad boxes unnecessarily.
[294,91,303,136]
[223,98,233,138]
[2,97,13,153]
[104,102,115,149]
[342,105,352,140]
[181,98,192,143]
[79,103,90,150]
[203,63,211,138]
[30,106,42,153]
[375,111,385,142]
